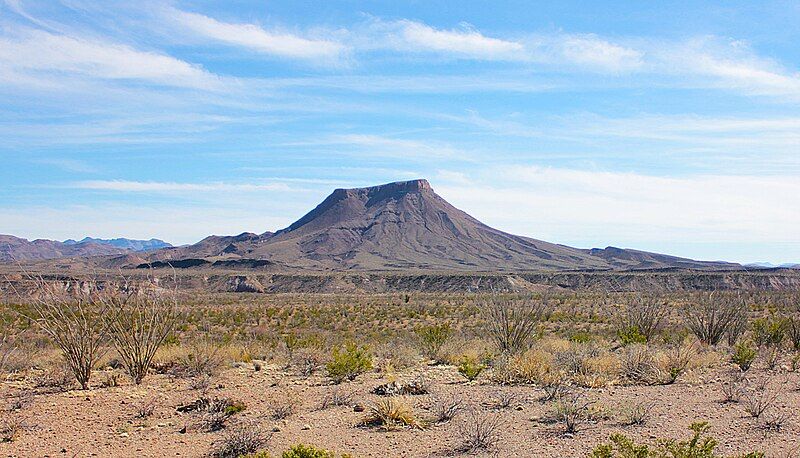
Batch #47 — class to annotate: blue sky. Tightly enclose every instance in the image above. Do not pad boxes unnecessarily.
[1,0,799,264]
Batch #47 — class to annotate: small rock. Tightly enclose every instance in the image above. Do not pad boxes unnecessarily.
[515,405,523,411]
[272,426,281,432]
[353,404,365,412]
[301,424,311,430]
[119,432,129,438]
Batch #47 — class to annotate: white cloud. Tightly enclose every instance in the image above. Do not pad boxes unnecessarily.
[549,33,644,72]
[655,37,800,99]
[393,20,525,59]
[72,180,292,193]
[171,9,347,62]
[0,28,220,89]
[434,167,800,249]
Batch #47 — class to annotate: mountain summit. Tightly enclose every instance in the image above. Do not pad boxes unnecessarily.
[146,179,736,271]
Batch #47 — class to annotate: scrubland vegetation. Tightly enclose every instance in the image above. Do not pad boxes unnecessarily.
[0,277,799,456]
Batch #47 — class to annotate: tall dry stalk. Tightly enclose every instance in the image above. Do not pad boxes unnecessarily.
[107,282,180,384]
[23,277,113,389]
[482,294,551,354]
[682,291,749,345]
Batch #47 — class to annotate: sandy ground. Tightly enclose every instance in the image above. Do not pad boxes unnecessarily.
[1,363,798,458]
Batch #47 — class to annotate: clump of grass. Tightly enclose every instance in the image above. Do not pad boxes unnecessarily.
[359,398,421,430]
[552,390,593,435]
[326,343,372,384]
[619,344,658,385]
[719,371,747,403]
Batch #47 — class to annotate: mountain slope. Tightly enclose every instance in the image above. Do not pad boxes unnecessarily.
[142,179,737,271]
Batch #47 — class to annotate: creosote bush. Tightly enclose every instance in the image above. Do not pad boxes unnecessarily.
[731,341,757,372]
[326,342,372,383]
[415,323,452,361]
[281,444,353,458]
[209,423,267,458]
[457,355,485,381]
[591,422,764,458]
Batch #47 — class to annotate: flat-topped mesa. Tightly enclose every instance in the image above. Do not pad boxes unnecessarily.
[331,178,431,199]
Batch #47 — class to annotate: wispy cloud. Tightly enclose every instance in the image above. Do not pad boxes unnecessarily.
[170,8,348,63]
[72,180,293,193]
[0,27,221,89]
[388,20,525,60]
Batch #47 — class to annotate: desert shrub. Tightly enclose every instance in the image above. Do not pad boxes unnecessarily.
[591,422,764,458]
[432,393,464,423]
[269,390,300,420]
[281,444,351,458]
[482,295,550,354]
[415,323,452,361]
[0,335,18,375]
[617,327,647,346]
[0,415,23,443]
[456,409,502,452]
[173,338,225,378]
[619,344,658,385]
[552,390,593,434]
[615,294,669,343]
[359,397,421,429]
[33,364,74,391]
[741,378,780,419]
[731,341,757,372]
[181,397,246,432]
[457,355,485,381]
[134,397,158,419]
[292,347,326,377]
[618,400,655,426]
[786,316,800,352]
[751,316,787,349]
[373,340,419,373]
[25,280,113,389]
[682,292,748,346]
[326,343,372,383]
[209,423,267,458]
[656,343,695,384]
[492,348,553,385]
[719,371,747,403]
[107,286,180,384]
[319,387,355,410]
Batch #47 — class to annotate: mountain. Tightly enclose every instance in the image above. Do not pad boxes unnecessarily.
[140,179,738,272]
[63,237,172,251]
[0,235,128,262]
[745,262,800,269]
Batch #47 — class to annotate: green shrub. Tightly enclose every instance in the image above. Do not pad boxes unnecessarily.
[282,443,352,458]
[751,316,787,348]
[457,355,485,381]
[570,332,593,344]
[591,422,764,458]
[731,341,757,371]
[415,323,452,361]
[326,343,373,383]
[617,327,647,346]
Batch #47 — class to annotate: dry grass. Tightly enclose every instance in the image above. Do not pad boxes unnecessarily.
[360,397,421,430]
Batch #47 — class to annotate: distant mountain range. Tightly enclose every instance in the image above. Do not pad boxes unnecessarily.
[2,179,769,271]
[130,179,738,272]
[0,235,171,263]
[63,237,171,252]
[745,262,800,269]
